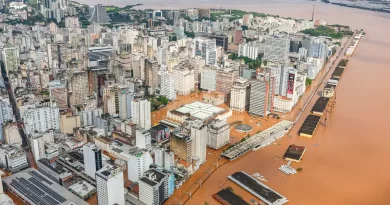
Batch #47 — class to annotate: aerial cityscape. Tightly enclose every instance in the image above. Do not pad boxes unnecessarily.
[0,0,388,205]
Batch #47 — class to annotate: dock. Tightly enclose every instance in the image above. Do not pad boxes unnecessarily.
[311,97,330,116]
[299,115,321,138]
[212,188,250,205]
[228,171,288,205]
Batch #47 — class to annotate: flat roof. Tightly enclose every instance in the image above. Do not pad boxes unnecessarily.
[311,97,330,115]
[332,67,345,78]
[140,169,167,187]
[228,172,288,205]
[68,180,95,197]
[213,189,250,205]
[283,145,306,161]
[171,101,226,121]
[299,115,321,136]
[2,168,89,205]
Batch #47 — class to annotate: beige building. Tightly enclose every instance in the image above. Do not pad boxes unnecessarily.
[102,84,127,115]
[4,123,22,145]
[60,111,81,134]
[173,61,195,95]
[230,77,251,112]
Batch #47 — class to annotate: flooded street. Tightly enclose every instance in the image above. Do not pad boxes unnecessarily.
[77,0,390,204]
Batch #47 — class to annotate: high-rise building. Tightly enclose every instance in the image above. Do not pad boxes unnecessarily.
[127,147,153,183]
[200,67,217,91]
[230,77,251,112]
[131,99,151,130]
[136,129,152,151]
[238,42,260,60]
[2,47,19,75]
[234,30,243,44]
[189,120,207,165]
[96,165,125,205]
[0,144,28,172]
[118,89,134,120]
[68,71,89,108]
[198,8,210,19]
[159,66,176,101]
[0,96,13,142]
[170,133,192,162]
[209,33,228,51]
[154,146,174,170]
[88,4,111,24]
[83,142,103,179]
[65,16,80,28]
[145,58,159,94]
[249,71,275,117]
[49,80,68,110]
[139,169,169,205]
[88,46,114,70]
[216,68,238,101]
[172,61,195,95]
[263,36,290,63]
[207,119,230,149]
[23,106,60,135]
[303,36,328,60]
[102,84,127,115]
[270,65,290,97]
[31,132,54,162]
[193,37,217,65]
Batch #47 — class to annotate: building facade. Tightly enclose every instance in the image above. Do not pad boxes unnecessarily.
[83,142,103,179]
[96,165,125,205]
[230,77,251,112]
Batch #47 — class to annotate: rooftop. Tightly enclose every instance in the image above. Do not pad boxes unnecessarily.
[2,168,89,205]
[213,188,250,205]
[140,169,167,187]
[96,165,122,180]
[283,145,306,161]
[170,101,226,121]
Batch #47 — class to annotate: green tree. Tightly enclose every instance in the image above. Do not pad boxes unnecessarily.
[263,60,268,67]
[185,31,195,38]
[305,78,312,87]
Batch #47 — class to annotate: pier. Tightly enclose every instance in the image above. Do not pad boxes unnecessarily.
[228,171,288,205]
[299,115,321,138]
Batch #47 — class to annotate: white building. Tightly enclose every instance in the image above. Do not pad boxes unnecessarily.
[238,43,259,60]
[172,62,195,95]
[270,65,291,97]
[31,131,54,162]
[96,165,125,205]
[189,120,207,165]
[207,120,230,149]
[83,142,103,179]
[230,77,251,112]
[263,36,290,63]
[136,129,152,151]
[127,148,153,183]
[23,106,60,135]
[193,37,217,65]
[0,144,28,172]
[0,96,14,142]
[200,67,217,91]
[131,99,151,130]
[139,169,169,205]
[154,146,174,170]
[159,66,176,101]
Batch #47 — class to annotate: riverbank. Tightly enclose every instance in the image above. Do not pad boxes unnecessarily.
[321,0,390,14]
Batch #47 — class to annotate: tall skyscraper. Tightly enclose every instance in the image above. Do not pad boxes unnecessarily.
[198,8,211,19]
[188,120,207,165]
[0,96,13,142]
[139,169,169,205]
[193,37,217,65]
[102,84,127,115]
[118,89,134,120]
[131,99,151,130]
[263,36,290,63]
[159,66,176,101]
[144,58,159,94]
[127,147,153,183]
[49,80,68,110]
[23,106,60,135]
[96,165,125,205]
[2,47,19,75]
[303,36,329,60]
[88,4,112,24]
[172,61,195,95]
[68,71,89,108]
[230,77,251,112]
[83,143,103,179]
[249,71,275,117]
[207,119,230,149]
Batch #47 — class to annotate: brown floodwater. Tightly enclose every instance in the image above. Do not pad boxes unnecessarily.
[77,0,390,204]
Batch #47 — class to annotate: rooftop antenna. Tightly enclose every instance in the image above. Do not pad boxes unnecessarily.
[312,5,315,21]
